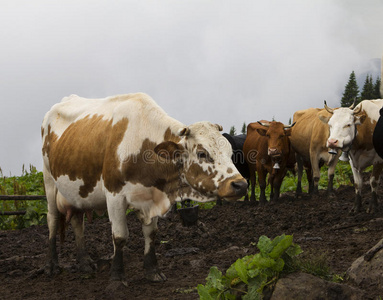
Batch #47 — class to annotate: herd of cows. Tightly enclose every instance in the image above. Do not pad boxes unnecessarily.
[40,93,383,283]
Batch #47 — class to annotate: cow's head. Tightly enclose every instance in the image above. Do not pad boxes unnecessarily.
[154,121,248,201]
[318,101,366,151]
[256,121,295,158]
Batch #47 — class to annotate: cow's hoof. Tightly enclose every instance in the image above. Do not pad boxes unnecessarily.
[366,205,377,214]
[43,261,61,276]
[146,271,167,282]
[78,258,97,273]
[106,280,128,293]
[349,205,361,215]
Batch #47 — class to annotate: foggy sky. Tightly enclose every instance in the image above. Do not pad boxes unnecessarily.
[1,0,382,175]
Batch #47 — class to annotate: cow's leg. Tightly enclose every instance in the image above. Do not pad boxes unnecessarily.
[142,217,166,282]
[107,196,128,281]
[249,165,257,202]
[327,153,340,197]
[310,153,321,194]
[368,163,383,213]
[305,165,314,194]
[43,168,61,276]
[327,166,336,197]
[70,211,96,273]
[349,159,363,213]
[295,154,304,196]
[244,179,250,201]
[258,169,267,204]
[272,171,285,201]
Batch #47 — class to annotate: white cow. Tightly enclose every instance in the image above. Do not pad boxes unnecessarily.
[319,99,383,213]
[41,93,248,282]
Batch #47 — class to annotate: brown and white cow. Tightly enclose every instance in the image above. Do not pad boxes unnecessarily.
[319,99,383,213]
[243,121,295,204]
[41,93,248,282]
[290,108,341,196]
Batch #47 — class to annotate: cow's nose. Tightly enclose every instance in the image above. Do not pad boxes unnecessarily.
[231,180,248,196]
[328,139,338,148]
[268,148,279,156]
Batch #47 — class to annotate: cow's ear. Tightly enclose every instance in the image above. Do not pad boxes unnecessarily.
[318,111,331,124]
[154,141,184,160]
[284,128,292,136]
[354,113,366,125]
[215,124,223,131]
[256,128,267,136]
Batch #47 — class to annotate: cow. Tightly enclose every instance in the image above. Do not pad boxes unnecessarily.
[290,108,341,196]
[222,133,250,180]
[243,121,295,204]
[41,93,248,283]
[319,99,383,213]
[373,107,383,159]
[219,133,250,203]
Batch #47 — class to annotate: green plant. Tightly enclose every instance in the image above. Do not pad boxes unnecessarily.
[0,165,47,230]
[197,234,302,299]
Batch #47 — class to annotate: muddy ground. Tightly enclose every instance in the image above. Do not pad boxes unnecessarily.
[1,174,383,299]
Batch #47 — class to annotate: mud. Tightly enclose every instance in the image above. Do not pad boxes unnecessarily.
[1,175,383,299]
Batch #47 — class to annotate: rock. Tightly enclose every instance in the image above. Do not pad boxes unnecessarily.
[189,259,205,269]
[347,238,383,289]
[270,272,366,300]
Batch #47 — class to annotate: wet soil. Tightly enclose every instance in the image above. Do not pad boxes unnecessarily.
[1,174,383,299]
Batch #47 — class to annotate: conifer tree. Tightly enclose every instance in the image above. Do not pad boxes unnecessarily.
[360,74,375,100]
[341,71,359,107]
[229,126,236,136]
[241,122,246,134]
[373,77,381,99]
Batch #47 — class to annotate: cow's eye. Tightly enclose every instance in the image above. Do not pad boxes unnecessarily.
[197,151,213,163]
[197,152,207,159]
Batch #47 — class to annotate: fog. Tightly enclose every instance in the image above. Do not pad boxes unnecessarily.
[0,0,382,175]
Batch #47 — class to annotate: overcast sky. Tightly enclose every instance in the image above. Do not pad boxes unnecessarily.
[1,0,382,175]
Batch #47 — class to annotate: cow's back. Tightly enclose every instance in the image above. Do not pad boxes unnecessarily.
[42,93,183,200]
[290,108,330,160]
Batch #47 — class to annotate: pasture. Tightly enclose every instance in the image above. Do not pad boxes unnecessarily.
[1,168,383,299]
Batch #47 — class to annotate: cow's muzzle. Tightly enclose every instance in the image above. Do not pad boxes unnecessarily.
[218,175,248,200]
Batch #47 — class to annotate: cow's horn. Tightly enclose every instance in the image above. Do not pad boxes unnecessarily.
[349,98,357,109]
[324,100,334,114]
[284,122,296,129]
[178,127,190,136]
[257,121,270,127]
[353,104,362,115]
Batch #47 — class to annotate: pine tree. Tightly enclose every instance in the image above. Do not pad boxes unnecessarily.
[360,74,375,100]
[373,77,381,99]
[229,126,236,136]
[241,122,246,134]
[341,71,360,107]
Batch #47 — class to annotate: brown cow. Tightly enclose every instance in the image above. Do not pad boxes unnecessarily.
[290,108,341,196]
[243,121,295,204]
